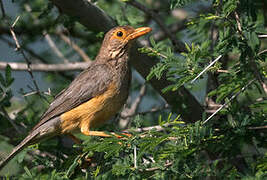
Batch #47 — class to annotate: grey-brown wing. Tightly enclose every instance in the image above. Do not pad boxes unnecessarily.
[32,63,114,130]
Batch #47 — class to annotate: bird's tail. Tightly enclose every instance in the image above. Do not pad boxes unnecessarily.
[0,130,39,171]
[0,117,61,171]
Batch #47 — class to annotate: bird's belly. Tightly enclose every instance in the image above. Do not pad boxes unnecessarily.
[60,81,128,133]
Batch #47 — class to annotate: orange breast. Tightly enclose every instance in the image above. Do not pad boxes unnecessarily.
[59,82,124,133]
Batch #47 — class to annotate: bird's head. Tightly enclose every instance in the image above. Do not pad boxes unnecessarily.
[97,26,152,61]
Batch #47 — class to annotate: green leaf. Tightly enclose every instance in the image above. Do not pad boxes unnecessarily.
[112,163,131,176]
[5,65,14,87]
[17,149,28,163]
[66,155,80,177]
[170,0,192,9]
[0,73,5,86]
[24,166,33,178]
[246,31,260,53]
[150,36,156,47]
[222,0,237,17]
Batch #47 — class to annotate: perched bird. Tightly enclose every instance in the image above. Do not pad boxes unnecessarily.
[0,26,152,170]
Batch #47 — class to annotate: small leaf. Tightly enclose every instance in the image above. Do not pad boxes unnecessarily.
[247,31,260,53]
[24,166,33,178]
[5,65,14,87]
[0,73,5,86]
[150,36,156,47]
[66,155,80,177]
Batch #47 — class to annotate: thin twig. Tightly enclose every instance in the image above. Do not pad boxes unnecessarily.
[24,4,69,63]
[134,145,137,168]
[125,121,264,136]
[120,104,170,119]
[248,125,267,130]
[203,79,255,124]
[217,69,229,73]
[43,32,70,63]
[257,49,267,56]
[124,123,172,133]
[258,34,267,38]
[150,21,187,44]
[0,0,5,18]
[234,11,242,36]
[23,91,38,97]
[9,16,49,103]
[57,31,91,62]
[143,162,173,172]
[10,16,21,50]
[146,47,167,59]
[126,0,186,52]
[129,85,146,113]
[0,107,22,134]
[0,36,76,80]
[0,36,47,63]
[119,84,147,128]
[233,11,266,95]
[249,60,267,95]
[23,88,52,97]
[0,61,90,71]
[191,55,222,83]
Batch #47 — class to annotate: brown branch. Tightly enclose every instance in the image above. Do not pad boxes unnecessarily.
[124,123,172,134]
[0,61,90,72]
[51,0,116,32]
[119,84,147,128]
[49,0,204,123]
[142,162,173,172]
[234,11,243,37]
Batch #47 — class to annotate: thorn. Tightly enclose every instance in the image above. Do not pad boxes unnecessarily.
[191,55,222,84]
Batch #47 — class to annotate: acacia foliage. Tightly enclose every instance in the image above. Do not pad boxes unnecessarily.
[0,0,266,179]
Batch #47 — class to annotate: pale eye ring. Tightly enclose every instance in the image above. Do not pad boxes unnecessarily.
[117,31,123,37]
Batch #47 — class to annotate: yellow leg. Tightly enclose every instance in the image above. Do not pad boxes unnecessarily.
[80,122,131,138]
[82,130,131,138]
[82,130,111,137]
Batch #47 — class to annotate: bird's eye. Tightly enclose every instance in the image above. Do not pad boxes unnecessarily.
[117,31,123,37]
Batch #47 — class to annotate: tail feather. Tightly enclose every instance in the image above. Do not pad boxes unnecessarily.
[0,117,61,171]
[0,130,38,171]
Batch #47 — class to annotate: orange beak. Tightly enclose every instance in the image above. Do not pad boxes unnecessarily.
[125,27,152,41]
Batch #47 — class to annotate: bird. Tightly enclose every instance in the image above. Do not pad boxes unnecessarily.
[0,26,152,170]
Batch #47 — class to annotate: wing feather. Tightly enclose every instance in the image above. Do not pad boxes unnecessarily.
[32,63,113,130]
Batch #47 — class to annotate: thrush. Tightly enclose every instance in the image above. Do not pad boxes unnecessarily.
[0,26,152,170]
